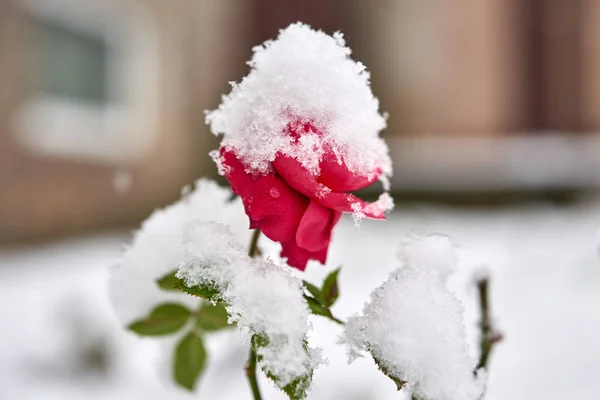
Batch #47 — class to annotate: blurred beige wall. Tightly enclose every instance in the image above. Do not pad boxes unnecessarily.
[361,0,600,136]
[360,0,523,136]
[0,0,250,243]
[3,0,600,242]
[583,0,600,130]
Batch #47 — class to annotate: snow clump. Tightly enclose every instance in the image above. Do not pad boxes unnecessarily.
[206,22,392,188]
[109,179,248,325]
[341,235,484,400]
[176,221,323,389]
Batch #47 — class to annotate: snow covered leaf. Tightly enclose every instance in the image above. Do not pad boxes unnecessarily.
[176,221,324,397]
[195,302,231,332]
[106,179,247,393]
[321,267,340,307]
[174,331,207,391]
[128,303,191,336]
[109,178,248,328]
[175,277,223,303]
[252,334,313,400]
[341,235,484,400]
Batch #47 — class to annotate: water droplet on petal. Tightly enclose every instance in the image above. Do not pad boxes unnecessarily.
[269,188,280,198]
[247,196,254,203]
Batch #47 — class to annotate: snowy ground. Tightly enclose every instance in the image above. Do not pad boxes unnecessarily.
[1,201,600,400]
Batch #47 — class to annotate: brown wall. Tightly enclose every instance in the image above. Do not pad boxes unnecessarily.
[0,0,248,243]
[3,0,600,242]
[360,0,521,136]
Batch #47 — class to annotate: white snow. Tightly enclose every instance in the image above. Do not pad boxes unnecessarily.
[350,202,366,228]
[1,202,600,399]
[109,179,249,326]
[342,235,483,400]
[176,221,323,389]
[206,23,391,184]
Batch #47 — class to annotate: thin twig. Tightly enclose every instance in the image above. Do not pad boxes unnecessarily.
[475,277,500,371]
[245,229,263,400]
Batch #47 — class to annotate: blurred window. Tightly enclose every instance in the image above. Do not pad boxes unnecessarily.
[31,18,108,103]
[14,0,160,163]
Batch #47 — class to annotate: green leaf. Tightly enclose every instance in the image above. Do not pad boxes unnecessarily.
[302,281,324,304]
[196,302,231,332]
[175,278,223,302]
[280,373,313,400]
[128,303,191,336]
[304,296,343,324]
[173,331,207,391]
[156,269,179,291]
[251,334,313,400]
[304,295,331,319]
[321,267,340,307]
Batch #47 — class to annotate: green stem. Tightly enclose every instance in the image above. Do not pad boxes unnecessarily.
[329,314,344,325]
[248,228,261,258]
[475,277,498,371]
[245,346,262,400]
[245,229,263,400]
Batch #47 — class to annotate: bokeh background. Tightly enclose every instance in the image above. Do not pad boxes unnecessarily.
[1,0,600,399]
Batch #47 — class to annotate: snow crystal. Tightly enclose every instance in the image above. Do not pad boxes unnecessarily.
[341,235,484,400]
[176,221,323,388]
[206,22,392,184]
[351,202,366,228]
[109,179,249,326]
[352,193,395,228]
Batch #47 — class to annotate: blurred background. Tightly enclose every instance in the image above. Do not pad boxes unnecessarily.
[1,0,600,399]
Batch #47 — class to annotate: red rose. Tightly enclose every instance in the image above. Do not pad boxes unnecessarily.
[218,121,388,271]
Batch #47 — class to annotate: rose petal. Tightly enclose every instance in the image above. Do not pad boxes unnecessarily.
[222,149,309,242]
[252,177,308,243]
[284,204,341,270]
[280,241,328,271]
[330,210,343,228]
[220,148,255,198]
[296,201,334,252]
[318,149,381,192]
[272,154,386,219]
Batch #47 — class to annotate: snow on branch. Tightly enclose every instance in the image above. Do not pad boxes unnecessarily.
[109,179,248,326]
[341,235,484,400]
[176,221,323,398]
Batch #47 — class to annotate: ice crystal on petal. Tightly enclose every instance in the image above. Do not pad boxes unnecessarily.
[351,202,366,228]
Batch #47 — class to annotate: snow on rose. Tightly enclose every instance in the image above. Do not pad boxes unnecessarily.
[109,22,498,400]
[207,23,394,270]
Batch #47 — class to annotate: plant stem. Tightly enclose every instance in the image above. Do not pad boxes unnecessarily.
[475,277,500,371]
[249,228,261,258]
[245,229,263,400]
[245,346,262,400]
